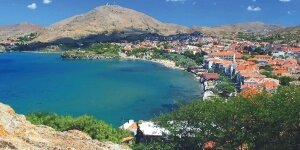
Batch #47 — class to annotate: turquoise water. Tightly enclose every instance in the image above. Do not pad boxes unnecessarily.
[0,53,201,126]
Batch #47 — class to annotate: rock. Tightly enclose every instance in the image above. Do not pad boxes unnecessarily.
[0,46,5,52]
[0,102,130,150]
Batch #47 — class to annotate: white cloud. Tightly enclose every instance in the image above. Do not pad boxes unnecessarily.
[247,6,261,11]
[166,0,186,2]
[279,0,291,2]
[27,3,37,10]
[43,0,52,4]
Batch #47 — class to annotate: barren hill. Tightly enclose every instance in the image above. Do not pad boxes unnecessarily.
[36,5,189,43]
[0,23,44,42]
[0,6,290,44]
[191,22,284,37]
[272,25,300,34]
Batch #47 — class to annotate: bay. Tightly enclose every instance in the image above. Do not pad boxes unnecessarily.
[0,52,201,126]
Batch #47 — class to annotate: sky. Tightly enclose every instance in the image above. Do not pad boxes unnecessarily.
[0,0,299,27]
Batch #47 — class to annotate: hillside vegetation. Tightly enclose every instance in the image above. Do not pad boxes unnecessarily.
[26,113,131,143]
[134,85,300,150]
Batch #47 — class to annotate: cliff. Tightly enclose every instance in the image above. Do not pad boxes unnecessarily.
[0,102,129,150]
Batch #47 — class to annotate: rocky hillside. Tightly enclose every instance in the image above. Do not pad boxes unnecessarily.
[230,22,283,33]
[272,25,300,35]
[36,5,188,43]
[0,102,129,150]
[191,22,284,37]
[268,25,300,43]
[0,23,44,42]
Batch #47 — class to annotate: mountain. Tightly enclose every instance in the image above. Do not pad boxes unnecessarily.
[0,102,128,150]
[268,25,300,43]
[230,22,283,33]
[191,22,284,37]
[36,5,189,43]
[0,5,291,44]
[273,25,300,34]
[0,23,44,42]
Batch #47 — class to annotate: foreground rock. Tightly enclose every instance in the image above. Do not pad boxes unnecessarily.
[0,102,130,150]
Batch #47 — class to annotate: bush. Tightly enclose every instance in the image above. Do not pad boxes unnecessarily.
[26,113,131,143]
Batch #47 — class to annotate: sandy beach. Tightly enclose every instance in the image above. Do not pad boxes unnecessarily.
[149,59,184,70]
[119,53,184,70]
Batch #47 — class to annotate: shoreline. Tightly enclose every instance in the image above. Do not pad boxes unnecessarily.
[1,50,184,70]
[119,55,184,70]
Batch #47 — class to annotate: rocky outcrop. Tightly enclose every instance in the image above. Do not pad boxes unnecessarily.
[0,103,130,150]
[0,46,5,52]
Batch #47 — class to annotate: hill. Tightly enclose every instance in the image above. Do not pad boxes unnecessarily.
[36,5,189,43]
[0,23,44,43]
[0,5,293,44]
[191,22,284,37]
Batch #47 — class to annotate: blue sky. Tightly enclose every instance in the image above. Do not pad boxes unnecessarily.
[0,0,299,27]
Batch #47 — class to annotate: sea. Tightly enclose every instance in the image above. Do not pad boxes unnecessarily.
[0,52,202,126]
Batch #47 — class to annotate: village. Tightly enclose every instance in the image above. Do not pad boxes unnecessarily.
[117,33,300,142]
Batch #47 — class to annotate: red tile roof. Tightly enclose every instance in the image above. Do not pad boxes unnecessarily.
[211,51,242,58]
[202,73,220,80]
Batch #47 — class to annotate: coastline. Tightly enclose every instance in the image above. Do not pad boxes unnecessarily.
[21,51,63,54]
[120,56,184,70]
[1,50,184,70]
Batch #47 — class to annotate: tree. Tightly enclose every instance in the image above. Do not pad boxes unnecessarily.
[259,65,273,72]
[241,55,252,61]
[215,81,235,97]
[181,51,207,65]
[156,85,300,149]
[279,76,294,86]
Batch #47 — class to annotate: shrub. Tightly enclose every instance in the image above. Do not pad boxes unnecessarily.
[26,113,131,143]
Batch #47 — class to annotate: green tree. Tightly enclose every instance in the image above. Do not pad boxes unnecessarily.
[279,76,295,86]
[215,81,235,97]
[259,65,273,72]
[156,85,300,150]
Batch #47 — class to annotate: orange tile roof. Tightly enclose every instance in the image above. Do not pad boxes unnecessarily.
[237,64,259,71]
[262,81,278,90]
[211,51,242,57]
[240,87,260,99]
[254,55,272,60]
[203,73,220,80]
[274,69,288,76]
[240,71,265,78]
